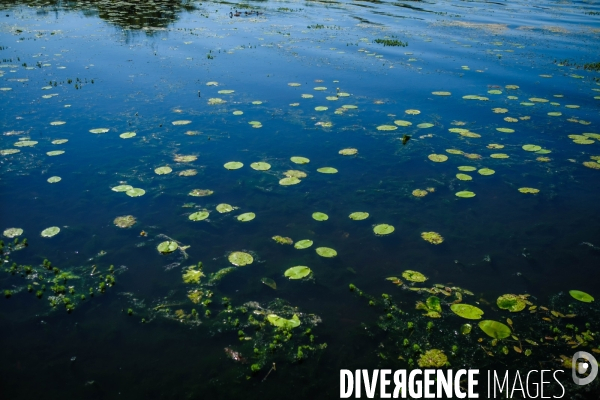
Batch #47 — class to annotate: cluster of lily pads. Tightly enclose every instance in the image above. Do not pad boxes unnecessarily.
[348,268,598,388]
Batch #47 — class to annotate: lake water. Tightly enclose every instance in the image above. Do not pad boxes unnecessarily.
[1,0,600,398]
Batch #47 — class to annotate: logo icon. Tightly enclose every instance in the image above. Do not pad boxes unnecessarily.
[572,351,598,385]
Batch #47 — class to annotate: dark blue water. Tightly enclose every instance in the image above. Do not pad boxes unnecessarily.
[1,0,600,398]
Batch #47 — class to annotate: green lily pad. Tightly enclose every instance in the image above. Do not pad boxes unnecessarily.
[349,212,369,220]
[478,168,495,176]
[113,215,136,228]
[294,240,313,249]
[189,189,213,197]
[216,204,234,213]
[172,120,192,125]
[154,166,172,175]
[377,125,397,131]
[428,154,448,162]
[314,87,327,91]
[417,123,434,129]
[402,270,427,282]
[455,191,476,198]
[569,290,594,303]
[279,177,301,186]
[373,224,394,235]
[285,170,307,179]
[157,241,178,254]
[183,266,204,284]
[312,212,329,221]
[460,323,472,335]
[456,173,472,181]
[496,128,515,133]
[224,161,243,170]
[41,226,60,238]
[189,211,209,221]
[451,304,484,320]
[14,140,38,147]
[478,320,511,339]
[3,228,23,238]
[126,188,146,197]
[427,296,442,312]
[317,167,338,174]
[316,247,337,258]
[228,251,253,266]
[232,111,243,115]
[250,162,271,171]
[261,277,276,289]
[47,176,61,183]
[267,314,300,329]
[394,120,412,127]
[218,89,234,94]
[237,212,255,222]
[89,128,109,134]
[315,106,328,111]
[112,185,133,192]
[120,132,136,139]
[1,149,20,155]
[497,294,527,312]
[46,150,65,156]
[284,266,312,279]
[339,148,358,156]
[458,166,477,172]
[522,145,542,152]
[291,156,310,164]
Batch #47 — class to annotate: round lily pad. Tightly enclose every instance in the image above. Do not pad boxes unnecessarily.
[14,141,38,147]
[41,226,60,238]
[518,187,539,194]
[455,191,476,198]
[1,149,20,155]
[89,128,109,134]
[458,166,477,172]
[417,123,434,129]
[179,169,197,176]
[232,111,243,115]
[496,128,515,133]
[250,162,271,171]
[189,211,209,221]
[114,215,136,228]
[377,125,397,131]
[339,148,358,156]
[126,188,145,197]
[569,290,594,303]
[294,240,313,249]
[432,91,451,96]
[317,167,338,174]
[120,132,136,139]
[47,176,61,183]
[373,224,394,235]
[279,177,301,185]
[174,155,197,162]
[224,162,243,170]
[112,185,133,192]
[189,189,213,197]
[314,106,328,111]
[522,145,542,152]
[157,241,178,254]
[284,266,312,279]
[172,120,192,126]
[349,212,369,220]
[216,204,234,213]
[402,270,427,282]
[154,166,172,175]
[312,212,329,221]
[456,173,472,181]
[237,212,255,222]
[291,156,310,164]
[451,304,484,320]
[405,109,420,115]
[3,228,23,238]
[46,150,65,156]
[490,154,509,159]
[478,320,511,339]
[428,154,448,163]
[394,120,412,127]
[316,247,337,257]
[285,170,307,179]
[497,294,526,312]
[478,168,495,176]
[228,251,254,266]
